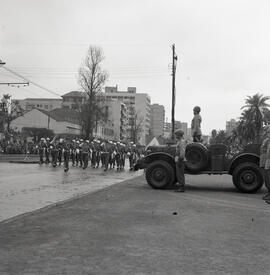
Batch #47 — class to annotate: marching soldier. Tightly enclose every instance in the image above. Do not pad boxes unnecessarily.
[57,139,64,166]
[102,140,110,171]
[115,142,121,171]
[37,138,46,165]
[109,142,116,169]
[91,140,97,168]
[63,139,71,172]
[120,143,126,171]
[81,140,90,169]
[70,140,76,166]
[45,138,51,164]
[51,140,59,168]
[128,142,137,171]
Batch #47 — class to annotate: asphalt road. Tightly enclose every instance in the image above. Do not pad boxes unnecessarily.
[0,171,269,274]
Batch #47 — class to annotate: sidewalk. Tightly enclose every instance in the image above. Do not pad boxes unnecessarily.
[0,154,39,163]
[1,175,270,274]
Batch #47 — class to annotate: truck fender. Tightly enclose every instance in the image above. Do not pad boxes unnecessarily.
[228,153,260,175]
[135,152,176,170]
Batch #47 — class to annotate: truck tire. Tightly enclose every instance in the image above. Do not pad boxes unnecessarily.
[232,162,263,193]
[185,143,208,173]
[145,160,175,189]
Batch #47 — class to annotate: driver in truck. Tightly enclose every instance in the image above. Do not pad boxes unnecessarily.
[174,129,186,193]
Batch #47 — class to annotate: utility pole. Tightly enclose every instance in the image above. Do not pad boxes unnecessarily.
[171,44,177,141]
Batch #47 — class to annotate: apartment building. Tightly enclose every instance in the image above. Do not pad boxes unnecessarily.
[150,104,165,138]
[103,86,151,145]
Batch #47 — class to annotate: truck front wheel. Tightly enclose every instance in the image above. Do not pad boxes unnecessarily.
[232,162,263,193]
[145,160,175,189]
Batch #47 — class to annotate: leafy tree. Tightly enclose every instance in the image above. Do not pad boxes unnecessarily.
[237,93,270,143]
[78,46,108,139]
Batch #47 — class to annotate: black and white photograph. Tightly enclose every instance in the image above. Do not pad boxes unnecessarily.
[1,0,270,274]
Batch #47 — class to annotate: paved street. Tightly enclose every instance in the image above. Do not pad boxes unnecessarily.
[0,170,270,274]
[0,162,142,222]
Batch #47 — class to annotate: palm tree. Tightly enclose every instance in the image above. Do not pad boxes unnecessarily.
[239,93,270,142]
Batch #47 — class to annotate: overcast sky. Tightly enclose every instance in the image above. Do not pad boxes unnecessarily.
[1,0,270,134]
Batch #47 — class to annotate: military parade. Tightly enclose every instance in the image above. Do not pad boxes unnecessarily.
[2,1,270,273]
[36,136,142,173]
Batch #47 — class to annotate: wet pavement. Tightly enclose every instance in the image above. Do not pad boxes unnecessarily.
[0,174,270,274]
[0,162,142,222]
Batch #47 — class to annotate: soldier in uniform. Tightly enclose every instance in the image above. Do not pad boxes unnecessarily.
[103,140,110,171]
[191,106,202,142]
[69,140,76,166]
[63,139,71,172]
[90,140,97,168]
[174,129,186,192]
[45,138,51,164]
[81,140,90,169]
[57,138,64,166]
[128,142,137,171]
[109,142,116,169]
[51,140,59,168]
[37,138,46,164]
[115,142,121,171]
[120,143,126,171]
[95,140,101,168]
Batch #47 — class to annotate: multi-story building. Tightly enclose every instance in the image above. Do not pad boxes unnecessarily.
[101,100,128,141]
[226,119,238,135]
[103,86,151,145]
[150,104,165,138]
[62,91,87,110]
[14,98,63,112]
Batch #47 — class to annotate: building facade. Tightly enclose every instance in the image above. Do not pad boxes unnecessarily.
[14,98,63,112]
[226,119,238,135]
[62,91,87,110]
[10,108,81,135]
[103,86,151,145]
[150,104,165,138]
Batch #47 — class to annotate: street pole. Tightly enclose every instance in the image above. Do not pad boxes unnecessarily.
[171,44,177,141]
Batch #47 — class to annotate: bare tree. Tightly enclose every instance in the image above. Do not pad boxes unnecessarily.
[78,46,108,138]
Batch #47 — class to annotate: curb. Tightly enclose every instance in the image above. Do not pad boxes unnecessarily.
[9,161,39,164]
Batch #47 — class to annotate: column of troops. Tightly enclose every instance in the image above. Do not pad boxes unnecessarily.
[36,137,142,172]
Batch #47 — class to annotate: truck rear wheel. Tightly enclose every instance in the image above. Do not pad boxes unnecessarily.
[145,160,175,189]
[232,162,263,193]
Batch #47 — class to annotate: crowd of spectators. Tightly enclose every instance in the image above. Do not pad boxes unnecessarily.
[0,138,38,155]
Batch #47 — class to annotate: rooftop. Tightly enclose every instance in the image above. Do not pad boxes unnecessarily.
[62,91,87,98]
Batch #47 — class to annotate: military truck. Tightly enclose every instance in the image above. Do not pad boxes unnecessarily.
[134,142,263,193]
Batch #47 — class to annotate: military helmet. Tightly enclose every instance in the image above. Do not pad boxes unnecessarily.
[174,129,184,136]
[193,106,201,113]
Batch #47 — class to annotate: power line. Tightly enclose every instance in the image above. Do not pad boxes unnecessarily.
[2,66,62,97]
